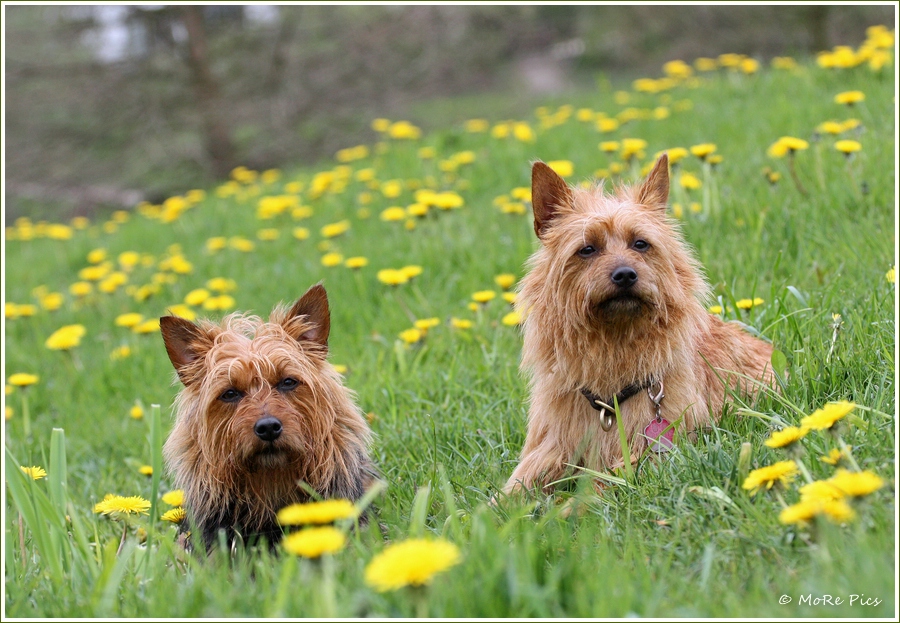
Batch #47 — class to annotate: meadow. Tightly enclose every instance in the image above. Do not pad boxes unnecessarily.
[4,26,896,618]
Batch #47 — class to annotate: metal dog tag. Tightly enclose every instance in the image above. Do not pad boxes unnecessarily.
[644,418,674,453]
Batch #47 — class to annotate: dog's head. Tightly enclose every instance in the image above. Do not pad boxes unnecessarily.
[160,284,354,481]
[523,154,709,332]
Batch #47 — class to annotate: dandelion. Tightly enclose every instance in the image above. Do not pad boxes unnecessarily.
[464,119,489,133]
[203,295,236,311]
[779,498,855,525]
[45,324,86,350]
[472,290,496,304]
[414,318,440,332]
[828,469,885,497]
[399,265,423,280]
[364,538,461,592]
[207,277,237,293]
[834,90,865,106]
[450,318,473,330]
[321,253,344,268]
[547,160,574,177]
[132,319,160,334]
[764,426,808,449]
[293,227,311,241]
[799,480,845,502]
[184,288,211,306]
[20,466,47,480]
[800,401,855,431]
[679,173,702,190]
[93,494,151,516]
[115,313,144,328]
[332,364,348,375]
[599,141,620,154]
[621,138,647,160]
[345,256,368,270]
[283,526,347,558]
[377,269,409,286]
[502,292,518,305]
[887,266,895,284]
[834,139,862,155]
[494,274,516,290]
[767,137,809,158]
[690,143,717,160]
[138,465,153,476]
[819,448,845,466]
[111,345,132,361]
[399,328,423,344]
[161,507,186,524]
[162,489,184,507]
[501,311,522,327]
[321,220,351,239]
[742,460,799,495]
[277,499,358,525]
[8,373,39,387]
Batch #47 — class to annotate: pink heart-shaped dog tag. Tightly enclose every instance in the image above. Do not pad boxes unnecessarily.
[644,418,674,453]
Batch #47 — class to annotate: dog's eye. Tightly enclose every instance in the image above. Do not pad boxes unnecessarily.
[219,388,242,403]
[577,245,597,258]
[277,377,300,391]
[632,239,650,252]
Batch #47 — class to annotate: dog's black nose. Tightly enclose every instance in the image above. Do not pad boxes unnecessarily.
[254,416,283,442]
[611,266,638,288]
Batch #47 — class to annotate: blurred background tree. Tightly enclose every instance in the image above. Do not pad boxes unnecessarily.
[4,4,893,220]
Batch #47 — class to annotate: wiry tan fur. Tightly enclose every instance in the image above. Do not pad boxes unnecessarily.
[161,284,375,549]
[503,155,775,495]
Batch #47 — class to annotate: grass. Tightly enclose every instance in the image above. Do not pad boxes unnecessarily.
[4,31,896,618]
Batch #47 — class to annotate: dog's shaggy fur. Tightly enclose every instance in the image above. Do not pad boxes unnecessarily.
[504,155,775,494]
[161,284,376,548]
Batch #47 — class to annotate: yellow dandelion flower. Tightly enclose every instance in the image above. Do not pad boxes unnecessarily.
[377,269,409,286]
[381,207,408,222]
[207,277,237,293]
[331,364,348,375]
[399,328,423,344]
[130,404,144,420]
[450,317,473,330]
[886,266,895,284]
[679,173,702,190]
[321,220,351,239]
[283,526,347,558]
[5,406,12,420]
[69,282,93,298]
[8,373,39,387]
[472,290,496,304]
[546,160,574,177]
[345,256,369,269]
[39,292,64,311]
[93,495,151,516]
[834,140,862,155]
[161,507,186,524]
[800,401,855,431]
[779,500,821,525]
[184,288,210,306]
[132,319,161,334]
[138,465,153,476]
[494,274,516,290]
[111,345,132,361]
[690,143,717,160]
[257,228,280,241]
[364,538,461,592]
[819,448,844,466]
[768,136,809,158]
[735,298,754,310]
[827,469,885,497]
[502,311,522,327]
[277,499,358,525]
[820,498,856,523]
[817,121,844,135]
[799,480,845,503]
[742,460,798,495]
[414,318,441,331]
[599,141,621,154]
[45,324,86,351]
[20,466,47,480]
[708,305,723,314]
[321,252,344,267]
[502,292,518,305]
[203,295,236,311]
[115,313,144,328]
[162,489,185,507]
[834,90,865,105]
[399,265,423,280]
[464,119,489,133]
[764,426,808,449]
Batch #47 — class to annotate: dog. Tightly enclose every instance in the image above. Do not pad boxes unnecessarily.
[160,284,376,549]
[503,154,775,495]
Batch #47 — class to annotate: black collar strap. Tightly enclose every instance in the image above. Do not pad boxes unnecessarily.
[580,379,654,431]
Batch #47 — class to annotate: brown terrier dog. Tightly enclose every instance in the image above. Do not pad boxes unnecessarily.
[503,154,775,495]
[160,284,376,549]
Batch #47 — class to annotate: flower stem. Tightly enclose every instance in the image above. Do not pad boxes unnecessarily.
[795,458,814,484]
[834,434,862,472]
[787,153,808,196]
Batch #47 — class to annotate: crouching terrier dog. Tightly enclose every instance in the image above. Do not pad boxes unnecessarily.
[160,284,376,549]
[503,154,776,496]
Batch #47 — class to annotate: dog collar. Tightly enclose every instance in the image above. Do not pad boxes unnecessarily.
[580,380,654,431]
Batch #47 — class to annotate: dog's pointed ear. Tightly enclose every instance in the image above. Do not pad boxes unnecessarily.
[532,161,573,239]
[637,153,669,211]
[286,283,330,348]
[160,316,213,385]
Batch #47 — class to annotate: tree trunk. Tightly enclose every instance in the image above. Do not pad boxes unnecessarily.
[180,6,237,179]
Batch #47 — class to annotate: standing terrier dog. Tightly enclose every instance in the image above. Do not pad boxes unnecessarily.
[503,154,775,495]
[161,284,376,549]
